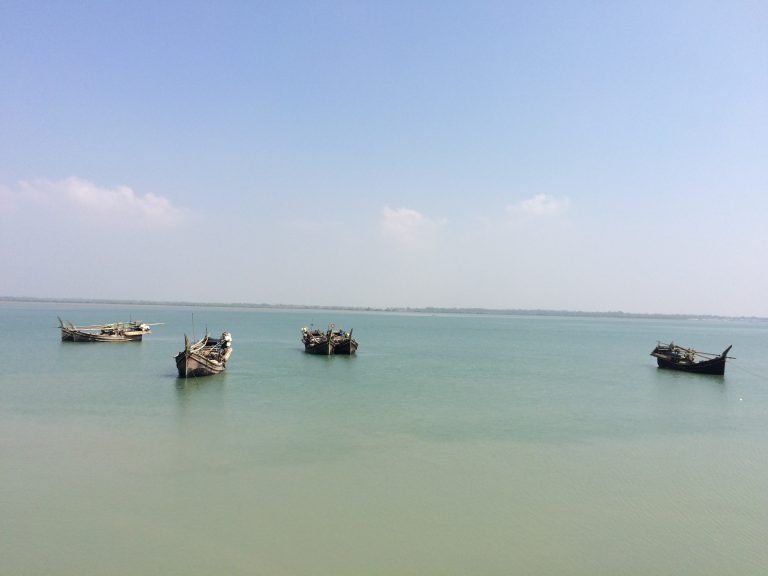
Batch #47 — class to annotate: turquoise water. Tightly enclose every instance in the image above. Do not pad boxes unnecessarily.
[2,302,768,575]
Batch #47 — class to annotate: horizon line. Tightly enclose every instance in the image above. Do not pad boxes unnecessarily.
[1,295,765,322]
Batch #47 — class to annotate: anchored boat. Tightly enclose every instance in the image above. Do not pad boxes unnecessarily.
[301,325,333,355]
[58,317,158,342]
[331,327,358,355]
[650,342,733,375]
[175,332,233,378]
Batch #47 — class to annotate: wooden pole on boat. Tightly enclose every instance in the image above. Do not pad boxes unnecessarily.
[184,334,190,378]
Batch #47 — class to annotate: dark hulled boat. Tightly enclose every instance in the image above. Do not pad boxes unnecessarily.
[301,324,358,355]
[175,332,233,378]
[58,317,157,342]
[301,326,333,355]
[650,342,733,375]
[330,328,358,355]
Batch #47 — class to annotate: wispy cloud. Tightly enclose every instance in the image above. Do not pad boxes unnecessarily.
[5,177,188,227]
[507,193,570,216]
[380,206,446,249]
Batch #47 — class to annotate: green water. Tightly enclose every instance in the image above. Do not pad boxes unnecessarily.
[2,302,768,575]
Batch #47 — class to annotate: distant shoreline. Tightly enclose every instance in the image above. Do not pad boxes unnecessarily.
[2,296,765,322]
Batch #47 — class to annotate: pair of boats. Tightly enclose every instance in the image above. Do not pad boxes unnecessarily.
[650,342,733,375]
[301,324,358,355]
[58,317,234,379]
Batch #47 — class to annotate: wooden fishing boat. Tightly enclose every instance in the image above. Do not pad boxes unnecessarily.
[650,342,733,375]
[58,317,158,342]
[301,326,333,355]
[330,328,358,355]
[175,331,233,378]
[301,324,358,355]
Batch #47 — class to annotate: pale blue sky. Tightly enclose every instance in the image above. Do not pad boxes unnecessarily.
[1,1,766,315]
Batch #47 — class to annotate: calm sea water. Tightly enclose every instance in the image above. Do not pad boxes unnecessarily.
[2,302,768,575]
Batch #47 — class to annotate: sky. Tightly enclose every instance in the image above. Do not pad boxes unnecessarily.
[1,1,766,316]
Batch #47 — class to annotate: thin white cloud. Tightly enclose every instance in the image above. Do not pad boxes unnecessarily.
[380,206,446,248]
[7,177,188,227]
[507,193,570,216]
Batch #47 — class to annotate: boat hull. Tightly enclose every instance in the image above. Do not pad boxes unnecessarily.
[175,351,226,378]
[61,328,143,342]
[655,356,726,375]
[303,339,333,355]
[332,338,358,355]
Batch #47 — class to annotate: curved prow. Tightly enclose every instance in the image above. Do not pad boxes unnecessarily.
[721,345,733,358]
